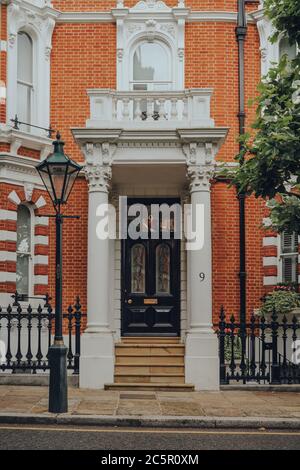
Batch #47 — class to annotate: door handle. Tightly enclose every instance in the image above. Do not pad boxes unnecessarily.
[125,299,133,304]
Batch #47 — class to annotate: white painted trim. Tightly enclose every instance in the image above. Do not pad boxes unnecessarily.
[35,216,49,226]
[263,276,277,286]
[0,40,7,52]
[0,272,16,283]
[56,11,254,24]
[8,190,21,206]
[262,236,277,247]
[0,230,17,241]
[6,1,59,134]
[57,12,113,23]
[188,12,254,23]
[263,256,277,267]
[115,6,185,91]
[0,125,53,153]
[34,255,48,265]
[0,209,17,221]
[35,196,47,209]
[33,275,48,285]
[0,251,17,262]
[34,235,48,245]
[0,150,49,189]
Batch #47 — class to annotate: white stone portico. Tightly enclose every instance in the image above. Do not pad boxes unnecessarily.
[72,87,228,390]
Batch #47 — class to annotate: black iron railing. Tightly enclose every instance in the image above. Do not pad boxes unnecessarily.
[0,297,84,374]
[216,307,300,385]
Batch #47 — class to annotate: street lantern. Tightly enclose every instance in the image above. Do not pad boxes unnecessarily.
[36,132,82,414]
[36,132,81,209]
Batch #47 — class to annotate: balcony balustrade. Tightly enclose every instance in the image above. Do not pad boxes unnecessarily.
[86,89,214,129]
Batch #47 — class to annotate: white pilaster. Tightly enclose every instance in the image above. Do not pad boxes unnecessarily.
[79,143,115,389]
[184,142,219,390]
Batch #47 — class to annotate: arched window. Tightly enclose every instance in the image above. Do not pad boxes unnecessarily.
[16,205,32,295]
[279,36,297,61]
[17,32,33,129]
[131,41,171,91]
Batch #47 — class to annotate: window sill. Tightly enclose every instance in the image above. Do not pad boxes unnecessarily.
[0,124,52,159]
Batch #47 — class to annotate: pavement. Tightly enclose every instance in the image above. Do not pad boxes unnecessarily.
[0,385,300,429]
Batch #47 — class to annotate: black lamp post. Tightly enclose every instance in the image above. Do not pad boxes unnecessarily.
[36,132,82,413]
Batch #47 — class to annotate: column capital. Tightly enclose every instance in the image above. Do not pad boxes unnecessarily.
[82,142,116,193]
[187,164,215,192]
[183,141,216,192]
[85,161,112,193]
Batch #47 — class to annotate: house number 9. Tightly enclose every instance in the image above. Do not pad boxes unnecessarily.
[199,273,205,281]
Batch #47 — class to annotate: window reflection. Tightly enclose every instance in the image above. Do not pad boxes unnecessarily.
[133,42,169,82]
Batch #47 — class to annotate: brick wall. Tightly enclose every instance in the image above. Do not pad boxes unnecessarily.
[1,0,271,326]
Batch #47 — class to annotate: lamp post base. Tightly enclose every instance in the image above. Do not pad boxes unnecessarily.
[48,343,68,413]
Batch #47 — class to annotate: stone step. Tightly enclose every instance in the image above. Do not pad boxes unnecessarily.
[114,373,185,384]
[115,364,184,374]
[116,355,184,365]
[115,345,185,356]
[105,383,194,392]
[121,337,180,343]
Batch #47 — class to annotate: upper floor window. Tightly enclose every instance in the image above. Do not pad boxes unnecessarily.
[279,36,297,61]
[131,41,171,91]
[280,231,298,284]
[17,32,33,129]
[16,205,32,296]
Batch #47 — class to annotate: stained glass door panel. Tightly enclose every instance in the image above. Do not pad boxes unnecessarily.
[122,199,180,336]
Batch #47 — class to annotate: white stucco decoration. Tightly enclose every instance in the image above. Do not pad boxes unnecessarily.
[113,0,189,90]
[7,0,59,135]
[35,195,47,209]
[8,190,21,206]
[24,182,34,202]
[251,6,297,77]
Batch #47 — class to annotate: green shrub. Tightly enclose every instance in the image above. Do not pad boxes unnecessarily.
[260,289,300,316]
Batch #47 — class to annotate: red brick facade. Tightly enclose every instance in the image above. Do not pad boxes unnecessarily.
[0,0,278,329]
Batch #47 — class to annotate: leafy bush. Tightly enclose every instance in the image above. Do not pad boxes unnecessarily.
[259,289,300,316]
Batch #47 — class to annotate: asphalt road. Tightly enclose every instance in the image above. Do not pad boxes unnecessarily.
[0,425,299,451]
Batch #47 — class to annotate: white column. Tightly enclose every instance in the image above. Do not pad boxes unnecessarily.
[79,145,115,389]
[185,143,219,390]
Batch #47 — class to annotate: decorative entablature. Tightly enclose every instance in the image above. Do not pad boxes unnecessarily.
[112,0,189,90]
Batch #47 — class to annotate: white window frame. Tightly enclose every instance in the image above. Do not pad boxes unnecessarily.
[7,2,57,135]
[16,31,34,131]
[16,203,35,297]
[278,232,299,284]
[113,3,186,92]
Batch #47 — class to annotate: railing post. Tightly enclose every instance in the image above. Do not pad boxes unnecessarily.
[271,308,280,384]
[73,296,82,375]
[249,312,256,380]
[219,306,226,384]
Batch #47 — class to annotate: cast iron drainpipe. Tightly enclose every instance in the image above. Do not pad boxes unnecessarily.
[236,0,253,327]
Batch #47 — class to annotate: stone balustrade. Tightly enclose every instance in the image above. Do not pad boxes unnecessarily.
[86,89,214,128]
